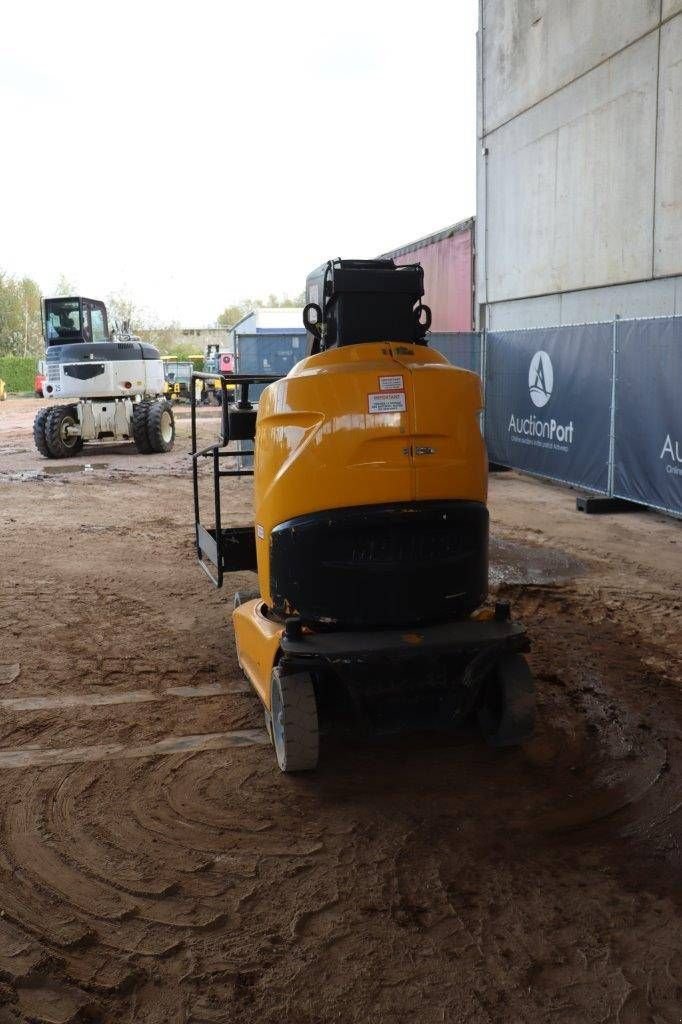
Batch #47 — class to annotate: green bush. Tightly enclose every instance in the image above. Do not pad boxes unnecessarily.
[0,356,36,393]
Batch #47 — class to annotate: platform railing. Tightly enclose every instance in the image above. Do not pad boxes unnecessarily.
[190,371,281,586]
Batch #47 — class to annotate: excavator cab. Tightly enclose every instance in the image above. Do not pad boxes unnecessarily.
[43,297,110,346]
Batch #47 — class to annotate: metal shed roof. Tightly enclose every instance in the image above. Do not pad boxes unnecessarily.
[378,217,474,260]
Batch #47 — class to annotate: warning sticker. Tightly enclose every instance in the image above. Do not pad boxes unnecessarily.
[379,374,403,391]
[368,391,406,414]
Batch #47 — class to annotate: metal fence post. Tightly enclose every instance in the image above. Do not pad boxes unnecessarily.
[607,316,619,497]
[481,329,487,439]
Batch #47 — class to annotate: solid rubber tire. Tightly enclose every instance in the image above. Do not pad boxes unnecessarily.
[146,400,175,453]
[270,668,319,772]
[33,407,54,458]
[478,652,536,748]
[45,405,83,458]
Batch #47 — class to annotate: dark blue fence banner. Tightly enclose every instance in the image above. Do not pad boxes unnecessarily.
[485,325,613,492]
[430,332,482,376]
[613,318,682,516]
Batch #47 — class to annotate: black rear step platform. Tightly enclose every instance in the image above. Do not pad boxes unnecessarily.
[195,525,257,574]
[190,371,281,586]
[280,616,529,663]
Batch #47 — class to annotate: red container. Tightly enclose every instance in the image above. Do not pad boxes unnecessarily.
[379,218,474,332]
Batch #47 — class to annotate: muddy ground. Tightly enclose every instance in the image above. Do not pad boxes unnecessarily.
[0,396,681,1024]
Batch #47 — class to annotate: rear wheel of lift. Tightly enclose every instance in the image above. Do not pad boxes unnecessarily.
[264,709,274,746]
[133,401,153,454]
[146,400,175,453]
[45,405,83,458]
[478,652,536,748]
[270,667,319,772]
[33,407,55,458]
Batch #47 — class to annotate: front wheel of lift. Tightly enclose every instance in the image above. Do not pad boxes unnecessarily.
[270,667,319,772]
[478,652,536,748]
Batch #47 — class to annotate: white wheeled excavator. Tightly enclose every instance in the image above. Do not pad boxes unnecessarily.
[33,296,175,458]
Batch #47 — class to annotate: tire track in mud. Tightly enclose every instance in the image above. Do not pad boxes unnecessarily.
[0,596,681,1023]
[1,445,681,1021]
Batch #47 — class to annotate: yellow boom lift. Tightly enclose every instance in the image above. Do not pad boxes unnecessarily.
[191,259,535,771]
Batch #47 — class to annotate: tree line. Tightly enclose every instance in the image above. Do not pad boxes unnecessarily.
[216,292,305,330]
[0,272,43,357]
[0,265,306,360]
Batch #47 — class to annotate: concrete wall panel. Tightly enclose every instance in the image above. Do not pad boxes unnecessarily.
[487,274,682,329]
[482,0,659,132]
[487,293,561,330]
[485,33,658,303]
[663,1,682,19]
[654,14,682,278]
[559,276,678,323]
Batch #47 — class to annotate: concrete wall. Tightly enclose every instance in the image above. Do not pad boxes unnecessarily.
[477,0,682,328]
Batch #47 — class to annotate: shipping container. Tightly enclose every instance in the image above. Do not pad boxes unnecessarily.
[378,218,475,332]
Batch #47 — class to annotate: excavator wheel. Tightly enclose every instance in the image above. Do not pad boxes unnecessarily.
[477,652,536,748]
[133,401,153,454]
[146,400,175,454]
[270,667,319,773]
[33,407,55,458]
[44,405,83,458]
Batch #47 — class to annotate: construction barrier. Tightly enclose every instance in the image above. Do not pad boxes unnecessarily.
[612,318,682,517]
[484,325,613,494]
[430,332,483,376]
[437,318,681,517]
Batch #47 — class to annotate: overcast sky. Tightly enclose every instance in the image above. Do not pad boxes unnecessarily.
[1,1,477,326]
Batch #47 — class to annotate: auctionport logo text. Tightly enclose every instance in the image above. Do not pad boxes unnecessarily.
[661,434,682,475]
[508,414,574,445]
[507,350,574,451]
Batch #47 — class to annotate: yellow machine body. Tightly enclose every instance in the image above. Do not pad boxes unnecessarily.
[202,258,536,769]
[252,342,486,607]
[233,340,487,710]
[233,598,283,708]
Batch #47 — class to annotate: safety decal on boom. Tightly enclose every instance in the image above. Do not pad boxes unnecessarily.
[368,391,406,414]
[378,375,403,391]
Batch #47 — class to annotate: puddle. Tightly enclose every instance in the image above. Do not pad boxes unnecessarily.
[0,470,43,482]
[0,730,269,768]
[0,463,110,482]
[43,462,109,475]
[0,682,249,713]
[489,537,585,586]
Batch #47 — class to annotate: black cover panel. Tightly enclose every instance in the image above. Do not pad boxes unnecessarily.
[63,363,105,380]
[305,259,426,348]
[269,500,488,628]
